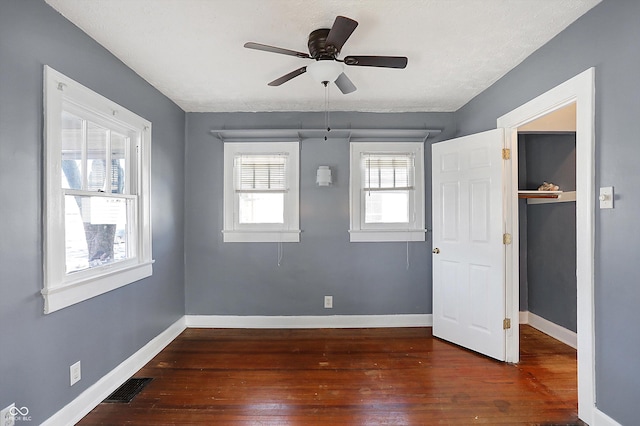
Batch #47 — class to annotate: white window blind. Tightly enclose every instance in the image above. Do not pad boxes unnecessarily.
[363,153,415,191]
[235,154,288,193]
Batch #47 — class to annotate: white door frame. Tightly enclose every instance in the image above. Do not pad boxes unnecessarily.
[497,68,595,424]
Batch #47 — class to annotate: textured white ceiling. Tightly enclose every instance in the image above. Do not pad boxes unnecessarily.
[45,0,600,113]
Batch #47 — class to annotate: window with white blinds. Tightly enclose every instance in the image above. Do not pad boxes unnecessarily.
[235,154,288,192]
[350,142,426,242]
[363,153,415,191]
[223,142,300,242]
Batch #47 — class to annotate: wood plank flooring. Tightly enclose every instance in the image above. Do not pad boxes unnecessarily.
[78,325,580,425]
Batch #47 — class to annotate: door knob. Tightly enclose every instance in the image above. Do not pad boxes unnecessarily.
[432,248,440,254]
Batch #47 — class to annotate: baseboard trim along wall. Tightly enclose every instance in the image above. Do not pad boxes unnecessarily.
[519,311,577,349]
[185,314,433,329]
[42,317,187,426]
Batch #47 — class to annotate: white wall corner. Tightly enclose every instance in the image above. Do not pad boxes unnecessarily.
[42,316,186,426]
[593,407,623,426]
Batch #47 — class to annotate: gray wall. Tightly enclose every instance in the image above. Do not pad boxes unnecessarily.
[521,134,577,332]
[185,112,455,316]
[0,1,185,423]
[455,1,640,423]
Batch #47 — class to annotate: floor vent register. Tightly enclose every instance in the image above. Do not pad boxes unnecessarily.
[103,377,153,403]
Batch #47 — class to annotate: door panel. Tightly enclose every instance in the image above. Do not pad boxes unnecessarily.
[432,129,506,361]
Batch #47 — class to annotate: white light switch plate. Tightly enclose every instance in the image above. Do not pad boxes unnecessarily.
[599,186,614,209]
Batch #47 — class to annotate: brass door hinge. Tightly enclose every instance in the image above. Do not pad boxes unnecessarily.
[503,318,511,330]
[502,148,511,160]
[503,233,512,245]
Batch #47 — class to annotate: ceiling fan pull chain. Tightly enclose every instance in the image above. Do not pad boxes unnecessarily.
[324,81,331,140]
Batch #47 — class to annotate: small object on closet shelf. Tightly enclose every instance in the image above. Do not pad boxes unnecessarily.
[537,181,560,191]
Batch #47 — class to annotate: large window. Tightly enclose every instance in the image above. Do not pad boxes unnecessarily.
[43,66,152,313]
[223,142,300,242]
[349,142,426,242]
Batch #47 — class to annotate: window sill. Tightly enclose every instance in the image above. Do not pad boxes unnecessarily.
[42,261,153,314]
[349,229,426,242]
[222,230,301,243]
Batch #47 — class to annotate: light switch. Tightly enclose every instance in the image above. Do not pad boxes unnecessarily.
[599,186,614,209]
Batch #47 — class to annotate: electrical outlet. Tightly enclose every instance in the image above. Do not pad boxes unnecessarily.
[324,295,333,309]
[70,361,81,386]
[1,403,15,426]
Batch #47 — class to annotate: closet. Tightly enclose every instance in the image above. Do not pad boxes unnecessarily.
[518,131,577,335]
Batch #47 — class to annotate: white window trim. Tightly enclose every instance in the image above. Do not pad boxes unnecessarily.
[349,142,426,242]
[43,66,153,314]
[223,142,300,243]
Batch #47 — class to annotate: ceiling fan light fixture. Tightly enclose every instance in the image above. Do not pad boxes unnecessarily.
[307,60,344,84]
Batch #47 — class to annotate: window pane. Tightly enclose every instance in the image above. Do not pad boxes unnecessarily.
[365,191,409,223]
[65,195,134,273]
[111,132,127,194]
[61,111,84,190]
[87,122,108,191]
[239,193,284,224]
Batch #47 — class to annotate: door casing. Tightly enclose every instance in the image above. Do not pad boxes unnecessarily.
[497,68,595,424]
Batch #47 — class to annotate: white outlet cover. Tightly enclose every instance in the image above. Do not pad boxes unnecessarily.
[70,361,81,386]
[324,296,333,309]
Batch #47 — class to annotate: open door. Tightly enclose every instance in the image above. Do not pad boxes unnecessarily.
[431,129,506,361]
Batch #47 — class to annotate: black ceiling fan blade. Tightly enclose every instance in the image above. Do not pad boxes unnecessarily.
[335,72,357,94]
[268,67,307,86]
[244,42,311,59]
[325,16,358,53]
[344,56,408,69]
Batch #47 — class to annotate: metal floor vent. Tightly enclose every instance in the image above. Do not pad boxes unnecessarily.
[104,378,153,403]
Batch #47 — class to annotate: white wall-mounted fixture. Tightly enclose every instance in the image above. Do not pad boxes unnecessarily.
[316,166,332,186]
[599,186,614,209]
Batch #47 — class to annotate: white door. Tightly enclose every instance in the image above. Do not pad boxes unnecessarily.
[431,129,506,361]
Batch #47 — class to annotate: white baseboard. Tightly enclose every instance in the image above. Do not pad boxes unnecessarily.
[519,311,577,349]
[519,311,529,324]
[42,317,186,426]
[186,314,433,329]
[593,407,623,426]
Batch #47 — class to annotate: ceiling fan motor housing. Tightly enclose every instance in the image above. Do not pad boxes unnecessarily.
[308,29,337,59]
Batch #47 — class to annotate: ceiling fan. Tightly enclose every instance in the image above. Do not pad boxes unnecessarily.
[244,16,408,94]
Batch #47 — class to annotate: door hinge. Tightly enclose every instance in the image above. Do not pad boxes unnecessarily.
[503,233,512,245]
[503,318,511,330]
[502,148,511,160]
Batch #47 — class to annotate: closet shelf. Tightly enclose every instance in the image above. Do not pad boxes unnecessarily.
[518,190,576,204]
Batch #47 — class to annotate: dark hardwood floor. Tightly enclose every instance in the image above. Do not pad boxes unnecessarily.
[78,325,580,425]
